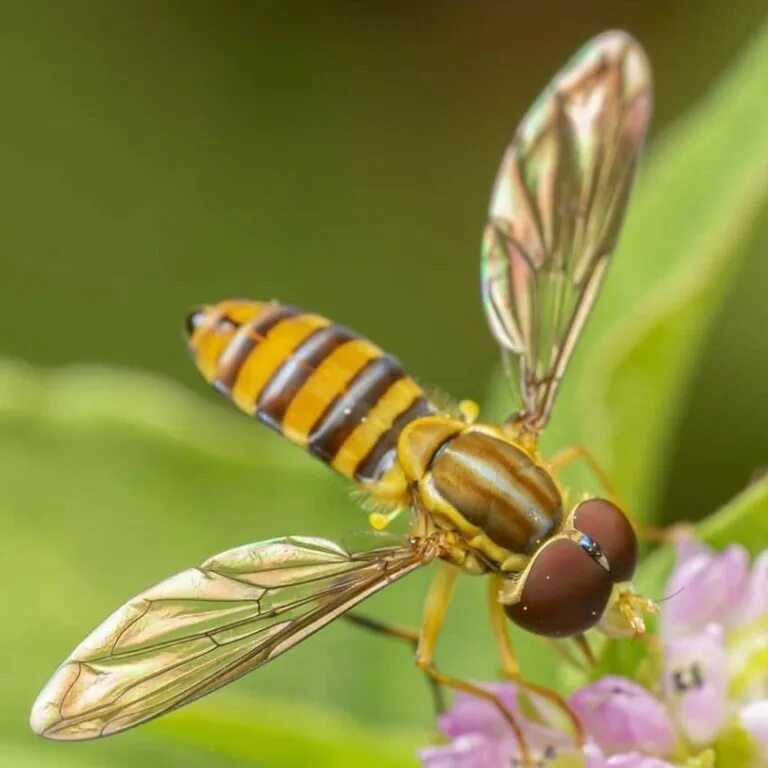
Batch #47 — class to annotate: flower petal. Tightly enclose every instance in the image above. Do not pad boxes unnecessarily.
[604,754,677,767]
[584,741,608,768]
[438,682,575,749]
[438,684,519,739]
[568,676,675,757]
[419,731,586,768]
[664,623,729,746]
[419,733,504,768]
[662,536,750,639]
[741,550,768,627]
[434,682,584,765]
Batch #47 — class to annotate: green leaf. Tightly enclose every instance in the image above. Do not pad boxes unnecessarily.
[486,21,768,524]
[0,738,258,768]
[147,694,423,768]
[0,743,108,768]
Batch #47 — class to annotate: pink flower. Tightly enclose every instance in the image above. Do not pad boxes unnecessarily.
[741,550,768,626]
[663,623,729,746]
[569,677,675,757]
[661,535,750,639]
[419,682,679,767]
[420,683,578,767]
[438,684,520,741]
[602,756,677,768]
[438,683,570,747]
[420,733,505,768]
[660,536,768,752]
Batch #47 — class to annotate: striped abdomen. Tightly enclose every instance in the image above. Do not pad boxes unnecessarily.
[186,299,433,495]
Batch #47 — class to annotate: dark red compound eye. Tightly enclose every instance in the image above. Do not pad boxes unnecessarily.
[504,537,613,637]
[573,498,638,583]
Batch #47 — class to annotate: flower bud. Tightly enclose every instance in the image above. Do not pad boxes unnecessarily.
[568,676,675,757]
[661,536,749,639]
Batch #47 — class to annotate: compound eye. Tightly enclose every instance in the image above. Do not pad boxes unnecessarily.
[573,498,637,583]
[504,537,613,637]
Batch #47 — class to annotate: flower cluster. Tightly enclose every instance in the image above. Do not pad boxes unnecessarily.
[419,536,768,767]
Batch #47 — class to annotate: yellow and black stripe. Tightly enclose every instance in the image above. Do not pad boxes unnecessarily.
[186,299,433,489]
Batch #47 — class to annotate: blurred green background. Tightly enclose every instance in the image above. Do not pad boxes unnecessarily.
[3,2,767,767]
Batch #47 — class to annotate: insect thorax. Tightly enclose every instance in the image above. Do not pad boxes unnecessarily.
[397,417,563,573]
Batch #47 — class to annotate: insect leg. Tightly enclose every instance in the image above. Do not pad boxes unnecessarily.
[538,632,597,674]
[539,638,588,673]
[546,443,681,542]
[343,612,445,713]
[487,574,585,749]
[572,633,597,669]
[547,443,622,502]
[415,565,534,767]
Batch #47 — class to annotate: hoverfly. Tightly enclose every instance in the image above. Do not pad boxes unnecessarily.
[31,30,656,764]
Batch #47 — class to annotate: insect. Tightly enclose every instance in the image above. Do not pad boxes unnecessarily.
[31,30,656,763]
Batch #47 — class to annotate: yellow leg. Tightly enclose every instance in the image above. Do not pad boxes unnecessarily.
[416,562,460,671]
[416,564,535,767]
[541,635,595,674]
[572,634,597,670]
[487,574,585,749]
[547,444,623,505]
[547,444,678,543]
[487,573,520,676]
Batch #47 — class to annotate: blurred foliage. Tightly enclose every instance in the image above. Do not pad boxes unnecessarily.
[2,3,768,768]
[150,696,424,768]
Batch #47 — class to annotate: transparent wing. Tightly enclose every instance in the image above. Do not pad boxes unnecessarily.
[31,535,432,740]
[481,30,652,429]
